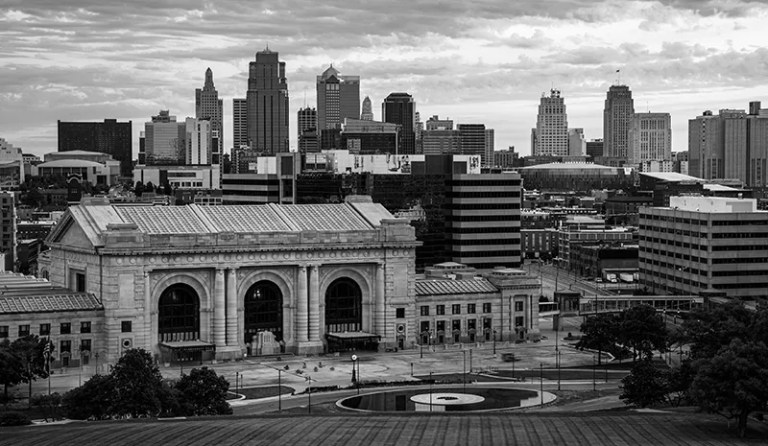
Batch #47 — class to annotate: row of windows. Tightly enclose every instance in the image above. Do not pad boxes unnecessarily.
[452,250,521,258]
[639,257,704,275]
[449,191,521,198]
[711,270,768,277]
[0,321,92,338]
[450,215,521,222]
[448,180,522,187]
[451,227,519,234]
[639,247,705,263]
[451,238,521,246]
[639,236,706,248]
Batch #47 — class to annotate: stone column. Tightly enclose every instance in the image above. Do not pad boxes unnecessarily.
[296,265,309,343]
[375,263,385,337]
[144,271,153,349]
[308,264,320,342]
[213,268,226,348]
[226,268,238,347]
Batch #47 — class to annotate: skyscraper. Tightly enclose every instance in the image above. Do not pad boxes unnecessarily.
[361,96,374,121]
[603,85,635,159]
[533,89,568,157]
[568,128,585,156]
[298,107,318,153]
[195,68,223,154]
[484,129,495,166]
[628,112,671,165]
[382,93,415,155]
[246,49,289,154]
[142,110,186,165]
[232,98,248,149]
[457,124,486,162]
[57,119,132,177]
[185,118,213,165]
[316,65,360,131]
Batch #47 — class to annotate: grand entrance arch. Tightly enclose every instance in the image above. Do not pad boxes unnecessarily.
[158,283,200,342]
[244,280,284,348]
[325,278,362,333]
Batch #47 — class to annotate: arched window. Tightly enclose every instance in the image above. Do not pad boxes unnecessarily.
[244,281,283,344]
[158,284,200,342]
[325,278,362,333]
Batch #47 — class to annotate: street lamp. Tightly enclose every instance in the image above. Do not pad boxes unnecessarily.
[351,354,358,383]
[540,363,544,405]
[557,350,561,391]
[429,371,433,412]
[306,376,312,414]
[278,369,282,412]
[592,355,597,393]
[493,329,497,355]
[462,350,467,394]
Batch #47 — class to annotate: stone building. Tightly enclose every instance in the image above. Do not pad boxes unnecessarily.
[41,196,418,364]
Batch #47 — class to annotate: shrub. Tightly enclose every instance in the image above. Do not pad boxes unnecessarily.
[0,411,32,426]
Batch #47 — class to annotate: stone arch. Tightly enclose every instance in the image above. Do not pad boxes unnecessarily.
[237,269,295,347]
[158,283,200,342]
[320,266,374,335]
[243,280,284,345]
[150,272,212,350]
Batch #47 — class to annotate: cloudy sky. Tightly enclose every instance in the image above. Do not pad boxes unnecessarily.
[2,0,768,158]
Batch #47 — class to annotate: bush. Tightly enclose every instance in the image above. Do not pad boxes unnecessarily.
[0,411,32,426]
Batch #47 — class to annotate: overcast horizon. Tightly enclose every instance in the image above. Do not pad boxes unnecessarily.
[2,0,768,159]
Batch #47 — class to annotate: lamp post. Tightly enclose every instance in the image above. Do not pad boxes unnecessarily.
[351,354,357,383]
[540,363,544,405]
[592,355,596,393]
[306,376,311,414]
[278,369,282,412]
[429,371,433,412]
[493,329,497,355]
[462,350,467,394]
[557,350,561,391]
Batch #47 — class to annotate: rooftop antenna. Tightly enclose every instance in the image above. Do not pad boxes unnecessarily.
[303,89,307,108]
[615,69,621,86]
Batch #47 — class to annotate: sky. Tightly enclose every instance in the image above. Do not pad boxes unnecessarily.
[2,0,768,159]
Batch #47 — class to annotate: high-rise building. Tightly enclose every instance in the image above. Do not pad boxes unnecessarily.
[232,98,248,149]
[639,196,768,299]
[426,116,453,131]
[568,128,585,156]
[142,110,186,165]
[340,118,399,154]
[415,112,423,154]
[484,129,495,167]
[628,112,671,166]
[185,118,213,165]
[689,102,768,186]
[298,107,318,154]
[0,138,24,189]
[533,89,568,156]
[382,93,416,155]
[0,192,16,272]
[361,96,374,121]
[586,139,603,159]
[57,119,132,177]
[603,85,635,159]
[457,124,486,162]
[195,68,223,154]
[246,49,289,154]
[447,171,522,269]
[316,65,360,131]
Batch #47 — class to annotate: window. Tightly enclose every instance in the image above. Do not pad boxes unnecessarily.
[80,339,92,353]
[60,322,71,335]
[40,323,51,336]
[515,301,524,312]
[396,308,405,319]
[70,269,86,293]
[467,304,476,314]
[452,319,461,332]
[60,340,71,353]
[452,304,461,315]
[121,321,132,333]
[0,326,8,338]
[420,306,429,316]
[515,316,525,328]
[80,321,91,334]
[436,305,445,315]
[482,303,492,313]
[19,325,30,337]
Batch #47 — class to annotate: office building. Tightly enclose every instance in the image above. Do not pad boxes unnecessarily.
[689,102,768,187]
[484,129,495,166]
[141,111,186,165]
[340,118,399,154]
[33,151,120,186]
[639,196,768,299]
[0,192,16,271]
[246,49,289,154]
[298,107,318,153]
[221,153,299,204]
[57,119,132,177]
[0,138,24,189]
[382,93,416,155]
[628,112,671,166]
[361,96,374,121]
[457,124,486,165]
[185,118,214,165]
[195,68,223,154]
[316,65,360,131]
[603,85,635,159]
[231,147,261,174]
[232,98,248,149]
[586,139,604,159]
[568,128,585,156]
[447,171,522,269]
[533,89,569,157]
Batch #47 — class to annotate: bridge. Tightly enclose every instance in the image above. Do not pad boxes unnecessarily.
[577,295,704,316]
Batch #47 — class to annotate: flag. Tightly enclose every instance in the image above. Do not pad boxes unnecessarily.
[616,69,620,73]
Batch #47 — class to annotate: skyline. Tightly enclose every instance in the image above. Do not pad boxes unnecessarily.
[2,1,768,158]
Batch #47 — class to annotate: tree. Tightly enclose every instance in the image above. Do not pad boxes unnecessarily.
[175,367,232,416]
[617,305,668,361]
[0,339,23,402]
[689,339,768,438]
[134,181,144,197]
[682,302,753,361]
[163,181,173,196]
[10,336,50,401]
[620,358,668,408]
[577,313,618,365]
[62,374,115,420]
[109,348,165,418]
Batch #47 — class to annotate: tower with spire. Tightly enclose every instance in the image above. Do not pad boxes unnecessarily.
[316,64,360,131]
[195,68,223,155]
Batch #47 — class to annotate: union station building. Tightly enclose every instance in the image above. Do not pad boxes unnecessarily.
[1,196,541,368]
